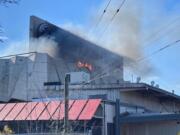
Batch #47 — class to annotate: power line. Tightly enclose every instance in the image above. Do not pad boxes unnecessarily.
[96,0,112,26]
[97,0,126,43]
[76,39,180,87]
[143,16,180,48]
[111,0,126,20]
[138,39,180,62]
[87,0,126,75]
[89,0,113,33]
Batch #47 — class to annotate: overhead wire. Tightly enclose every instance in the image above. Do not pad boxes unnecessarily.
[143,29,180,51]
[111,0,126,21]
[97,0,126,43]
[77,0,126,88]
[138,39,180,62]
[87,3,180,86]
[84,0,114,68]
[143,16,180,48]
[90,0,180,80]
[75,39,180,88]
[89,0,113,33]
[93,0,180,51]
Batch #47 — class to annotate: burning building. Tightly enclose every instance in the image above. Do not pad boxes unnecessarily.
[29,16,124,84]
[0,16,124,102]
[0,16,179,135]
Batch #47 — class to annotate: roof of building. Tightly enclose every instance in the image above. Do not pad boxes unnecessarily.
[0,99,101,121]
[120,83,180,101]
[119,113,180,123]
[67,83,180,101]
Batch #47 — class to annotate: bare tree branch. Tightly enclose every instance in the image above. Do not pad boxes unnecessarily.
[0,0,20,6]
[0,0,20,43]
[0,26,4,43]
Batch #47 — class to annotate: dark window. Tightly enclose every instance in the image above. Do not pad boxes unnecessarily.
[107,123,114,135]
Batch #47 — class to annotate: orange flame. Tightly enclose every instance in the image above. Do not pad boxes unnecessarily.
[77,61,93,71]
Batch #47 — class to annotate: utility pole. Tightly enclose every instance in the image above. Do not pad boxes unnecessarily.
[64,74,70,134]
[115,99,120,135]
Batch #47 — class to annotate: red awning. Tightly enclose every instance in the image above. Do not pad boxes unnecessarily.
[38,101,60,120]
[15,102,37,120]
[4,103,26,121]
[0,104,5,112]
[69,100,87,120]
[26,102,49,120]
[0,103,16,121]
[0,99,101,121]
[52,100,74,120]
[79,99,101,120]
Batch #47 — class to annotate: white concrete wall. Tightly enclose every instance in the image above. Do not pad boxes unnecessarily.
[0,53,49,101]
[0,59,10,101]
[10,56,28,100]
[27,53,48,99]
[8,53,49,100]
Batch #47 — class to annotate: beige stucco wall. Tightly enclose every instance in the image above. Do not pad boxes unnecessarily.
[120,91,180,112]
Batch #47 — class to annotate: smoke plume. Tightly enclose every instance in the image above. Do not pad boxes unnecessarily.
[61,0,154,77]
[0,40,28,56]
[0,37,58,57]
[29,37,58,57]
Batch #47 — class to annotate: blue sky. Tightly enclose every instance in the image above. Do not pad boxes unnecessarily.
[141,0,180,93]
[0,0,103,42]
[0,0,180,94]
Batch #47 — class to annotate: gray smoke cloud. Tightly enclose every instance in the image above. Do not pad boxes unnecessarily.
[61,0,154,77]
[0,37,58,58]
[30,37,58,57]
[0,40,28,56]
[96,0,143,59]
